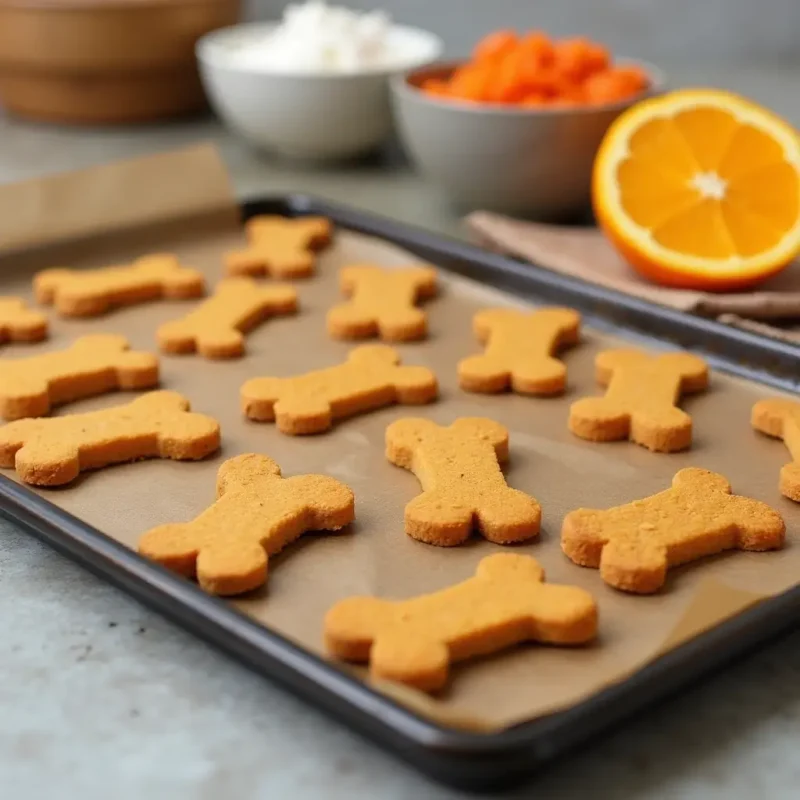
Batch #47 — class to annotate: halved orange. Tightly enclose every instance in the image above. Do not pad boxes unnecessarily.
[593,89,800,291]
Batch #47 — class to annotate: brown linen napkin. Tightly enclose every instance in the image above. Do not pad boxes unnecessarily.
[466,211,800,345]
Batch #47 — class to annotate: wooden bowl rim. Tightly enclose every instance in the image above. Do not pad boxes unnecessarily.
[0,0,237,10]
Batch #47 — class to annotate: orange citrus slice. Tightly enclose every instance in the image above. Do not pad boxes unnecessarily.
[593,89,800,291]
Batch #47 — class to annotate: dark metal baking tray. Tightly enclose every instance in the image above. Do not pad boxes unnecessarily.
[1,194,799,793]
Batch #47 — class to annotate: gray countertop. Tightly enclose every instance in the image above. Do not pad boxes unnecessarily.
[2,65,800,799]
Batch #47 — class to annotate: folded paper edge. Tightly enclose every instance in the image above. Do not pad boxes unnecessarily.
[0,142,238,256]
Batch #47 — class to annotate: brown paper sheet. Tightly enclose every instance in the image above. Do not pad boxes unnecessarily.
[466,211,800,344]
[0,143,238,255]
[1,146,799,733]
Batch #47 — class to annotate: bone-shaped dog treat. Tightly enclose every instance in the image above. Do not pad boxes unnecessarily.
[562,467,785,594]
[569,348,708,452]
[139,453,354,596]
[386,417,541,545]
[0,334,159,421]
[225,215,332,279]
[157,278,298,359]
[34,254,205,317]
[326,264,437,342]
[458,307,580,395]
[325,553,597,692]
[0,390,220,486]
[0,297,48,345]
[752,398,800,501]
[241,344,437,435]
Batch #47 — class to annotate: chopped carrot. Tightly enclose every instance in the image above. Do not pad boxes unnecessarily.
[584,66,649,104]
[487,54,529,103]
[473,30,519,63]
[421,78,451,98]
[611,65,649,92]
[425,29,649,109]
[556,82,587,103]
[552,37,596,82]
[518,31,554,67]
[584,42,611,75]
[449,66,492,102]
[521,92,550,108]
[521,65,562,98]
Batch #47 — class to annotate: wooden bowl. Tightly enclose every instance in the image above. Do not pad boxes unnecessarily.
[0,0,241,124]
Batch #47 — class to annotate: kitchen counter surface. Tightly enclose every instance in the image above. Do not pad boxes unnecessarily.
[2,65,800,799]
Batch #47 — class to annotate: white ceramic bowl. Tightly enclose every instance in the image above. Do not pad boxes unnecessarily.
[391,60,665,219]
[197,21,442,161]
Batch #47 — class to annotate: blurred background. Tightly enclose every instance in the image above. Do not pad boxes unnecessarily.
[248,0,800,67]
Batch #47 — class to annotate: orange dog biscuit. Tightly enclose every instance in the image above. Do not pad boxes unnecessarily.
[458,307,580,395]
[327,265,437,341]
[241,344,438,435]
[0,334,159,421]
[139,453,354,596]
[386,417,541,545]
[325,553,597,692]
[35,254,205,317]
[569,348,708,452]
[157,278,298,359]
[0,390,220,486]
[562,467,785,594]
[225,215,332,279]
[752,398,800,501]
[0,297,48,344]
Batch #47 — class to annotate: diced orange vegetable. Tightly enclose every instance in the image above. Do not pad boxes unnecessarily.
[488,54,529,103]
[448,66,493,102]
[424,29,649,109]
[552,37,596,82]
[584,42,611,75]
[521,92,550,108]
[611,65,649,92]
[521,66,562,97]
[473,30,519,63]
[585,66,649,105]
[518,31,554,67]
[421,78,451,98]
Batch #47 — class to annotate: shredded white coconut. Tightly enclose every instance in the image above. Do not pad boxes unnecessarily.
[229,1,399,73]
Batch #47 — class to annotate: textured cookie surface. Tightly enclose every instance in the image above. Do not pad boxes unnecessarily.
[569,348,708,452]
[139,453,354,596]
[34,254,205,317]
[386,417,541,545]
[562,467,785,594]
[0,297,48,344]
[752,398,800,501]
[0,390,220,486]
[0,334,159,420]
[458,307,580,395]
[327,264,437,341]
[157,278,298,359]
[225,215,332,279]
[241,344,438,435]
[325,553,597,692]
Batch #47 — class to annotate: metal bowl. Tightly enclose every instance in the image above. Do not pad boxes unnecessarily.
[391,60,665,220]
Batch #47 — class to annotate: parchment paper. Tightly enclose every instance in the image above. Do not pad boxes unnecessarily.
[1,144,799,733]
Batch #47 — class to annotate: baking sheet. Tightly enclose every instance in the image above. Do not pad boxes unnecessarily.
[1,145,799,733]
